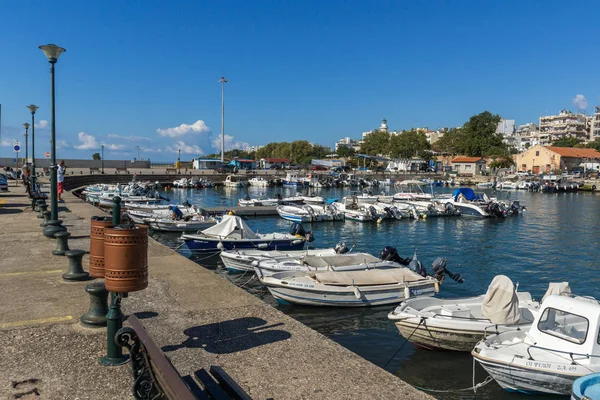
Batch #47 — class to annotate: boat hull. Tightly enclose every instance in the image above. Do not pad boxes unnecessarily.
[184,238,306,252]
[393,320,485,351]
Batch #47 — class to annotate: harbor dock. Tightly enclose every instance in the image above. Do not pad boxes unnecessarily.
[0,182,432,399]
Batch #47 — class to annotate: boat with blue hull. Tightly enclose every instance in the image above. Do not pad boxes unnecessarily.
[182,215,313,252]
[572,373,600,400]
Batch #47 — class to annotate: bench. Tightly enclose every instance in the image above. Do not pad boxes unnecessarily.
[116,315,252,400]
[116,168,129,174]
[166,168,177,174]
[25,180,48,210]
[89,167,101,174]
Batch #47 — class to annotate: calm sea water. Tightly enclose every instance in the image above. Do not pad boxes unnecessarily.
[151,185,600,399]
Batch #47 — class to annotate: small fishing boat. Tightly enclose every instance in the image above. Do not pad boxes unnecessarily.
[572,373,600,400]
[297,195,325,205]
[283,172,310,187]
[182,216,313,252]
[449,188,506,218]
[223,174,247,188]
[276,203,344,223]
[238,194,280,207]
[259,267,440,307]
[144,216,218,232]
[472,293,600,395]
[248,177,270,187]
[388,275,542,351]
[220,245,345,273]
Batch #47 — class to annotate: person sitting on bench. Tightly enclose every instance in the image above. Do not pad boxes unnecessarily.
[168,205,183,220]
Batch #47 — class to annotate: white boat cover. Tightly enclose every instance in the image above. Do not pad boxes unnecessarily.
[542,282,571,303]
[481,275,519,324]
[312,268,424,286]
[303,254,380,268]
[200,215,258,239]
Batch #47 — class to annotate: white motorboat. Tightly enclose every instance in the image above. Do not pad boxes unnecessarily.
[182,216,312,252]
[248,177,270,187]
[276,203,344,223]
[472,293,600,395]
[388,275,542,351]
[342,192,379,205]
[144,215,218,232]
[220,247,342,273]
[497,181,518,190]
[331,200,381,222]
[476,181,494,189]
[283,172,310,187]
[173,178,191,188]
[223,174,247,188]
[238,195,280,207]
[254,252,405,277]
[259,268,440,307]
[298,195,325,205]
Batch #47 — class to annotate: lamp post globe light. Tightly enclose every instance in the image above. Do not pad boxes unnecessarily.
[39,44,67,238]
[23,123,30,166]
[26,105,39,189]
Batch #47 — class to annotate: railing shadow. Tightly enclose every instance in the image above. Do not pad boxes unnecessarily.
[162,317,291,354]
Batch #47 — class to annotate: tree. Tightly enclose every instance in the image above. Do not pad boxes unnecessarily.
[336,146,355,157]
[360,130,390,156]
[92,153,101,160]
[433,127,463,155]
[460,111,504,157]
[389,129,431,159]
[552,137,580,147]
[489,156,515,169]
[585,140,600,151]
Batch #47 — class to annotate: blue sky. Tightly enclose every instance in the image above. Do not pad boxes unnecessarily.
[0,1,599,160]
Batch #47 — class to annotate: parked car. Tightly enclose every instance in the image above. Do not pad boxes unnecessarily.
[516,171,530,177]
[215,164,237,174]
[310,165,328,171]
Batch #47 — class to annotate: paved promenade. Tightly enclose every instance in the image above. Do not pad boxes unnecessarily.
[0,184,432,399]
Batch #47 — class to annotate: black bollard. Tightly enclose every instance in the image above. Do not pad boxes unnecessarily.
[40,210,51,227]
[80,282,109,327]
[62,250,90,281]
[35,199,46,213]
[52,231,71,256]
[37,202,48,218]
[99,292,129,366]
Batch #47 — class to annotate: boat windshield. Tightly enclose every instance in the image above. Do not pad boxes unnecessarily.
[537,307,589,344]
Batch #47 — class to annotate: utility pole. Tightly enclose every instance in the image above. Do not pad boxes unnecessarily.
[219,76,228,163]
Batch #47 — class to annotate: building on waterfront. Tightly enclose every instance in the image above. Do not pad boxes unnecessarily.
[496,119,518,149]
[591,106,600,142]
[451,156,487,176]
[539,110,589,143]
[515,145,600,174]
[335,137,362,152]
[229,158,256,170]
[259,157,289,169]
[386,158,426,172]
[311,158,345,167]
[193,158,221,169]
[425,128,446,144]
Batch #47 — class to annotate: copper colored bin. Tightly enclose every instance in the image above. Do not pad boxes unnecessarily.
[89,217,114,278]
[104,224,148,293]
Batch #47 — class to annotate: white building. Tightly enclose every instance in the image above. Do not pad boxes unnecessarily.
[591,106,600,143]
[335,137,361,152]
[539,109,588,143]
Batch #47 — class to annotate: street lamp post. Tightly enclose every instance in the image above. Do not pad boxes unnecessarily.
[23,123,30,166]
[178,149,181,174]
[26,105,39,189]
[39,43,67,238]
[101,145,104,174]
[218,76,228,163]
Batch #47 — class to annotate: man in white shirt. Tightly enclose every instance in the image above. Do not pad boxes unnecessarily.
[57,160,66,201]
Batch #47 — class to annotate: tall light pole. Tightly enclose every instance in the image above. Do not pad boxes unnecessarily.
[23,123,30,166]
[178,149,181,174]
[26,105,39,189]
[219,76,228,163]
[101,145,104,174]
[39,43,67,237]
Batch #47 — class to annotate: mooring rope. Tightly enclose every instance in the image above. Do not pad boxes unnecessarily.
[412,358,494,394]
[383,317,424,369]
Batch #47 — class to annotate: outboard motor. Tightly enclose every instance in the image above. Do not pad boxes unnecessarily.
[379,246,411,266]
[511,200,521,214]
[445,202,458,215]
[183,200,192,207]
[408,251,427,277]
[243,193,251,201]
[489,202,507,218]
[289,222,306,237]
[334,241,349,254]
[368,206,378,220]
[431,256,464,283]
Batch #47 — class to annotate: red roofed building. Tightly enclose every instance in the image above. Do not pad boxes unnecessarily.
[451,156,487,176]
[515,145,600,174]
[259,158,290,169]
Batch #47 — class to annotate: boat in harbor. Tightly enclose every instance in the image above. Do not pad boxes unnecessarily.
[572,373,600,400]
[276,203,344,223]
[388,275,542,351]
[283,172,310,187]
[144,215,218,232]
[223,174,247,188]
[449,188,508,218]
[472,294,600,395]
[259,267,440,307]
[127,205,198,224]
[248,177,270,187]
[182,216,313,252]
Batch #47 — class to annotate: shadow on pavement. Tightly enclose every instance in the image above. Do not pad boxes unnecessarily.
[162,317,291,354]
[0,208,24,215]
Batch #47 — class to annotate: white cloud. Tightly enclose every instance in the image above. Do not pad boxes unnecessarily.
[74,132,99,150]
[157,120,210,138]
[0,137,19,147]
[36,120,49,129]
[572,94,588,110]
[101,143,127,151]
[166,141,204,155]
[107,133,152,141]
[56,140,69,149]
[211,134,250,152]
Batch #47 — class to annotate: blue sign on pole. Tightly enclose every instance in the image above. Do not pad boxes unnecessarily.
[13,144,20,152]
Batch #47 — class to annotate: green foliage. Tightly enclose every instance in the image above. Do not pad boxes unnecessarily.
[432,112,508,157]
[584,140,600,151]
[336,146,355,157]
[489,156,515,169]
[360,130,390,156]
[389,130,431,159]
[552,137,580,147]
[92,153,101,160]
[254,141,332,164]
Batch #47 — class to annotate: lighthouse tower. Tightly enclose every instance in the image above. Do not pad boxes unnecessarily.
[379,118,388,133]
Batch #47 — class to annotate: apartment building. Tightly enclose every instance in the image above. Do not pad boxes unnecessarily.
[539,109,588,143]
[591,106,600,142]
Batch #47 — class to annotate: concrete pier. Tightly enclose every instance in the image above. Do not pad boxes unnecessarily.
[0,183,432,399]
